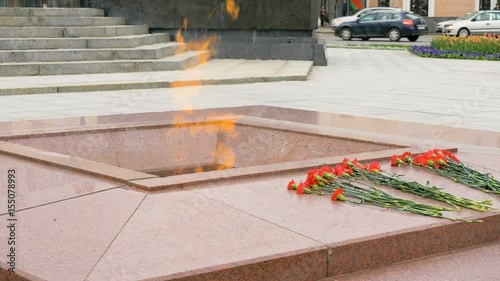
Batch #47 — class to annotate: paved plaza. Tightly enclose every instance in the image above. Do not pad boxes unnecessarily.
[0,48,500,138]
[1,48,499,134]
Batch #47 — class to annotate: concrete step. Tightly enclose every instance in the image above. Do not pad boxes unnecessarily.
[0,33,169,50]
[0,60,312,95]
[0,8,104,17]
[0,25,149,38]
[0,42,185,62]
[0,50,210,76]
[0,16,125,27]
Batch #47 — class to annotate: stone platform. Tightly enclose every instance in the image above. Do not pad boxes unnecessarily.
[0,59,313,96]
[0,106,498,280]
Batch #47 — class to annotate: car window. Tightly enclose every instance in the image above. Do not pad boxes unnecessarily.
[405,13,421,20]
[375,12,392,21]
[460,12,479,20]
[392,13,402,20]
[359,13,377,22]
[357,9,373,17]
[353,9,367,17]
[474,13,490,21]
[492,12,500,20]
[457,13,472,20]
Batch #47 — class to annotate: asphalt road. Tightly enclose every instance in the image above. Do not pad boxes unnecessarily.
[315,26,436,46]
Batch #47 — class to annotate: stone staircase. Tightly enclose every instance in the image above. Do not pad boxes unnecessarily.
[0,7,209,76]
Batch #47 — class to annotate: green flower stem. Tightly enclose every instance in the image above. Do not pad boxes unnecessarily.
[403,157,500,195]
[352,168,496,212]
[317,179,460,221]
[441,160,500,194]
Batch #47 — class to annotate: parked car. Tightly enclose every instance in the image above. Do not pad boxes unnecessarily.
[330,7,401,30]
[334,10,428,42]
[442,10,500,37]
[436,13,471,32]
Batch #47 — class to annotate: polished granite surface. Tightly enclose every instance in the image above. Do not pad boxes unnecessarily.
[0,106,499,280]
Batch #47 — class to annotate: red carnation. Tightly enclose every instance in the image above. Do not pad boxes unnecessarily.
[334,164,344,177]
[296,182,305,195]
[331,188,345,201]
[368,162,381,173]
[442,150,460,163]
[391,155,404,166]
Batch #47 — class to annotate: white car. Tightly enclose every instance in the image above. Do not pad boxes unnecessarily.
[436,13,471,32]
[330,7,401,30]
[443,10,500,37]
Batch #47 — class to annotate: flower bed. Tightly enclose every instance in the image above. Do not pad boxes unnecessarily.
[410,34,500,61]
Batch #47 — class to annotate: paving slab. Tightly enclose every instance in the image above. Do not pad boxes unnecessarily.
[86,190,327,280]
[0,50,208,76]
[0,188,146,281]
[0,59,312,94]
[0,153,123,212]
[0,25,149,38]
[0,42,181,62]
[0,16,125,27]
[0,8,104,17]
[0,33,168,50]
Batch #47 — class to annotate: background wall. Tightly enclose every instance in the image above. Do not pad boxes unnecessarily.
[434,0,475,17]
[94,0,320,31]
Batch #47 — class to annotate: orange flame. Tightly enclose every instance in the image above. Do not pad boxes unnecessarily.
[225,0,240,20]
[217,146,235,170]
[166,5,241,175]
[172,17,216,88]
[165,117,241,175]
[214,120,238,170]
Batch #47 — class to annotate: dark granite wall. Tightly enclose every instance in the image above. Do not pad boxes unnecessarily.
[94,0,320,31]
[93,0,327,66]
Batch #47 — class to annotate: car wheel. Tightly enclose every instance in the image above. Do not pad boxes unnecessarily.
[341,28,352,41]
[457,28,470,38]
[388,28,401,42]
[407,35,419,42]
[361,37,370,41]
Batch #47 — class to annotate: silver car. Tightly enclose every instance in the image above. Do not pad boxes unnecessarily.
[330,7,400,29]
[443,10,500,37]
[436,13,471,32]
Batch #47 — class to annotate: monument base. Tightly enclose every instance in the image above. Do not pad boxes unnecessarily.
[154,29,328,66]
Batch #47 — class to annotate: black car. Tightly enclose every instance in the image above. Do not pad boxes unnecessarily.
[334,11,428,42]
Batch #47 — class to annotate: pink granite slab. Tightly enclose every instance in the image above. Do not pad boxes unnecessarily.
[0,188,146,281]
[8,130,122,167]
[0,141,157,184]
[91,106,257,126]
[128,148,427,190]
[5,124,220,173]
[251,105,320,124]
[86,190,327,280]
[191,156,500,277]
[0,119,60,137]
[0,153,123,212]
[253,106,500,148]
[215,124,398,167]
[110,125,219,172]
[4,106,257,132]
[329,241,500,281]
[1,106,498,150]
